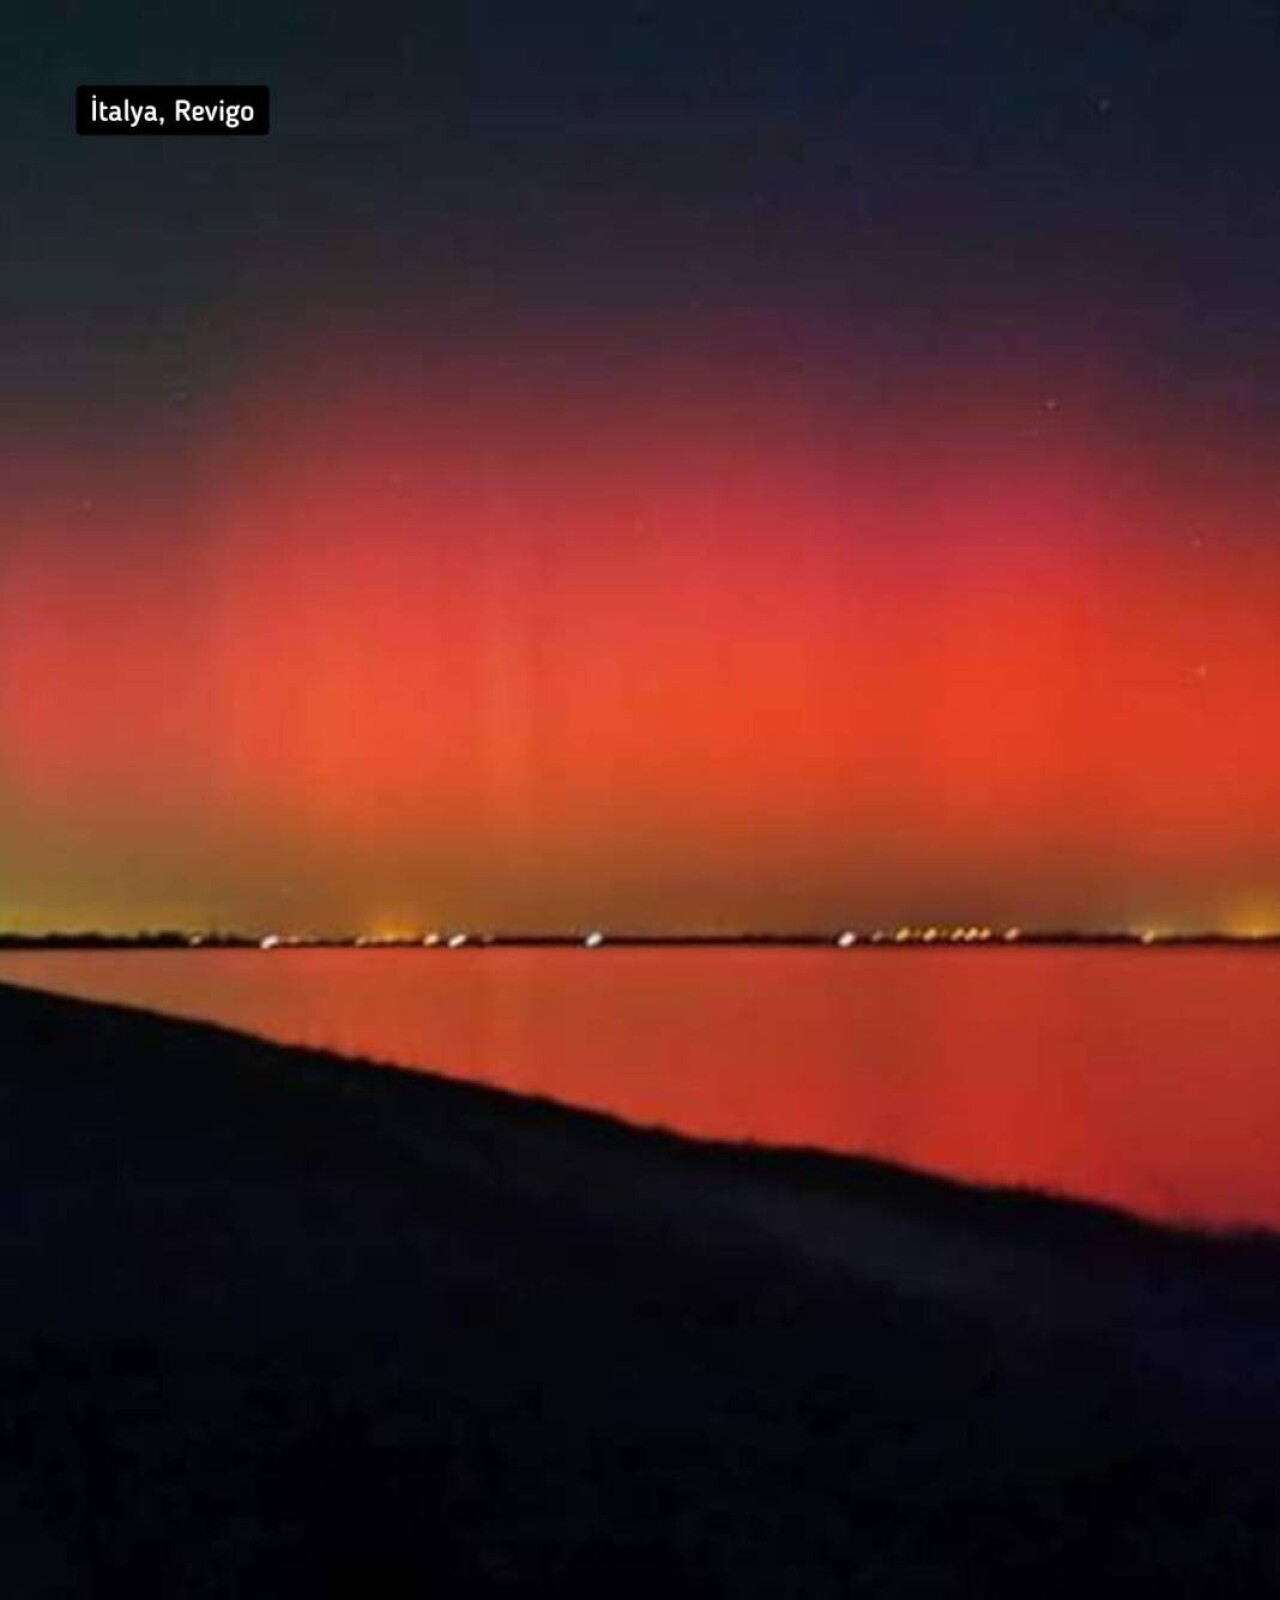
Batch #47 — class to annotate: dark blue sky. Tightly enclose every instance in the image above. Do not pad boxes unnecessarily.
[7,3,1280,363]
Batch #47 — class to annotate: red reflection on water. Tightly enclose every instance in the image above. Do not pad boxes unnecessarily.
[2,948,1277,1229]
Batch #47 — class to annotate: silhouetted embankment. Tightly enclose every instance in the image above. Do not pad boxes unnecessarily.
[2,979,1279,1596]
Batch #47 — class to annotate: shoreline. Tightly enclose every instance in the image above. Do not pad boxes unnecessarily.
[4,979,1280,1593]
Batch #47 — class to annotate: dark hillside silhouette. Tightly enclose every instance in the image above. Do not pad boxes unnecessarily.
[2,980,1279,1595]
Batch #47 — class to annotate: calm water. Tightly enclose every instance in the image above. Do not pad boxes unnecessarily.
[2,947,1278,1230]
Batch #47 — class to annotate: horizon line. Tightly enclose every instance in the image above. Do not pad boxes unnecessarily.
[3,929,1280,949]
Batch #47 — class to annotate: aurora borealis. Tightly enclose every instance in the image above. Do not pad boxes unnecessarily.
[3,3,1279,936]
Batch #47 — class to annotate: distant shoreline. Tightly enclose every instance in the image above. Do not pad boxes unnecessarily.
[3,932,1279,951]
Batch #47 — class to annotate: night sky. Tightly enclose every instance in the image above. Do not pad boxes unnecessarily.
[3,2,1280,935]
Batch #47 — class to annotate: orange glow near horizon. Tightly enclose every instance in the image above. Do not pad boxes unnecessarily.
[2,332,1278,934]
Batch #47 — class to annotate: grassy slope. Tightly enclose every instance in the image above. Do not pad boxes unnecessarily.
[2,979,1279,1597]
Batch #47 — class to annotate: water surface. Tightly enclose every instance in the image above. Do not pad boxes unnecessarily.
[2,947,1276,1230]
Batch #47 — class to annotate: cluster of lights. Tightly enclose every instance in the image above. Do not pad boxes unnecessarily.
[201,926,1242,953]
[179,924,1280,953]
[255,930,611,949]
[836,926,1022,946]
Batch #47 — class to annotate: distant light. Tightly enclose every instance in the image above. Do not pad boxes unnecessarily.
[1004,928,1022,943]
[894,927,912,943]
[1140,930,1159,945]
[447,933,468,949]
[1222,904,1280,940]
[922,928,938,943]
[260,935,280,950]
[584,931,604,948]
[188,934,204,947]
[423,933,441,947]
[836,931,856,948]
